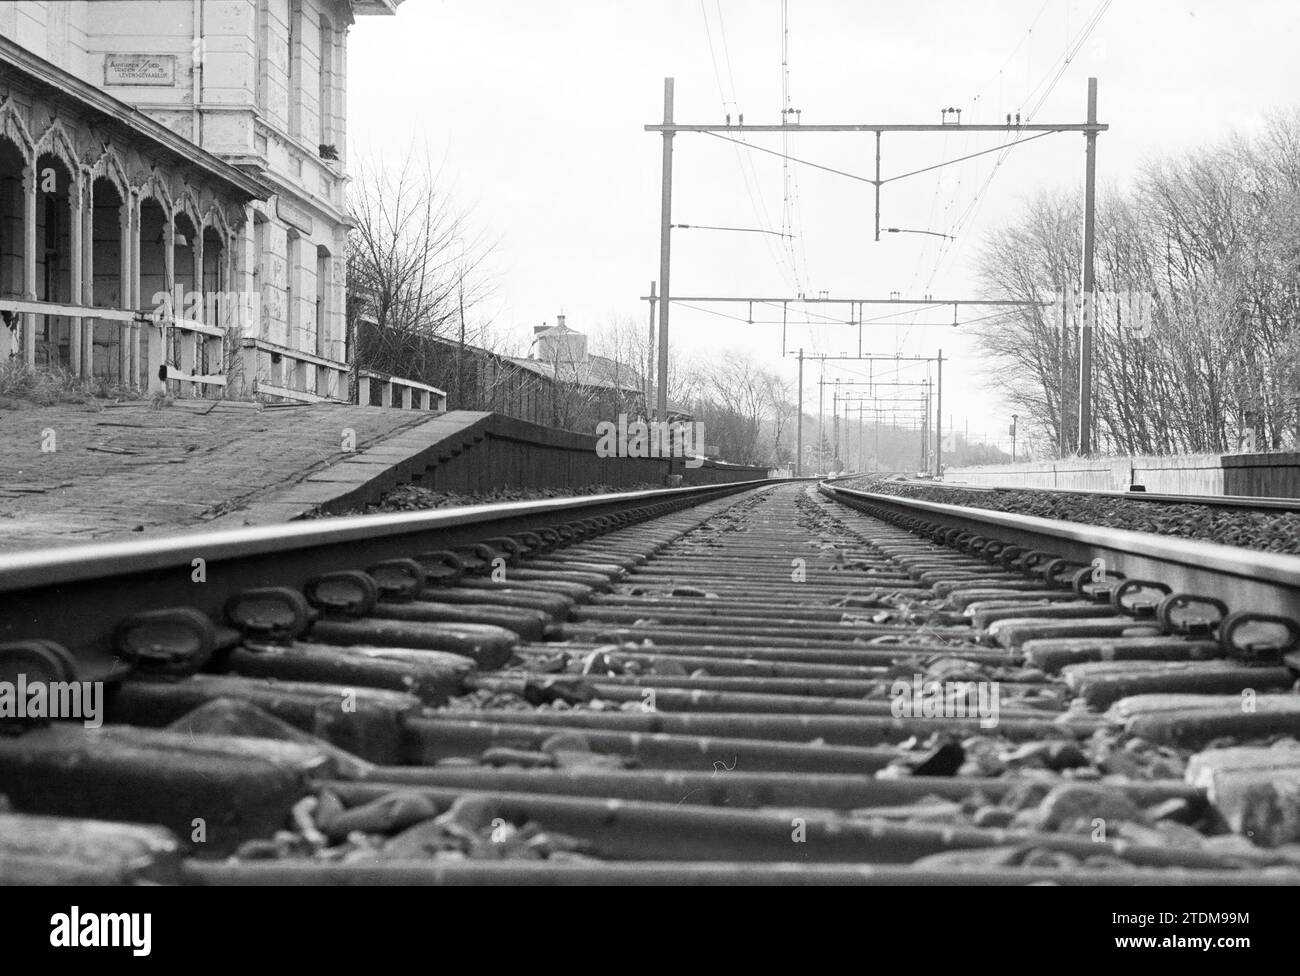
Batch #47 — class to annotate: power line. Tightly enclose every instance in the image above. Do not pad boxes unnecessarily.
[971,0,1053,111]
[915,0,1107,293]
[759,299,950,326]
[788,145,812,288]
[648,79,1101,448]
[714,0,740,107]
[759,299,844,325]
[924,0,1114,289]
[704,131,877,185]
[1021,0,1112,120]
[672,299,1012,332]
[699,0,730,113]
[719,0,804,292]
[884,130,1058,184]
[697,2,799,291]
[673,223,793,237]
[908,126,951,298]
[704,127,1063,189]
[675,301,753,324]
[780,0,792,244]
[778,0,811,293]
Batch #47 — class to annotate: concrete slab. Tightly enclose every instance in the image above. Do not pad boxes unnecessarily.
[0,400,454,551]
[0,402,768,550]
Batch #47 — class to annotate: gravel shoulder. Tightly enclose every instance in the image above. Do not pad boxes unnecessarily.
[840,478,1300,556]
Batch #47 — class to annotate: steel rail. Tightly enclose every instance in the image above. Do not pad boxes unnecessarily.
[183,860,1280,887]
[8,476,1300,885]
[916,478,1300,513]
[820,482,1300,619]
[0,479,780,657]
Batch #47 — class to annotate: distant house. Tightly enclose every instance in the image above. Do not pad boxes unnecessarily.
[354,310,696,430]
[518,315,692,420]
[518,316,642,396]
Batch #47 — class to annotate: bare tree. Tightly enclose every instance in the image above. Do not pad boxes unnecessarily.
[346,147,495,398]
[762,370,796,464]
[678,352,794,464]
[972,108,1300,457]
[589,315,651,418]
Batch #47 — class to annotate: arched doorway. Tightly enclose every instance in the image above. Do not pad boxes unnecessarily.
[201,222,226,392]
[315,243,331,358]
[0,136,24,361]
[90,175,125,382]
[137,197,167,390]
[34,151,73,368]
[170,211,197,393]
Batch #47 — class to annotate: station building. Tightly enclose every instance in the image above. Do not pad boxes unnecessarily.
[0,0,425,404]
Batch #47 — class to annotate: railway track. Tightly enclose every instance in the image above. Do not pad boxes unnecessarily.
[3,478,1300,885]
[894,476,1300,513]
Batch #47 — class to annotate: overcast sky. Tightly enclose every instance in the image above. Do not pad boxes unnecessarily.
[348,0,1300,449]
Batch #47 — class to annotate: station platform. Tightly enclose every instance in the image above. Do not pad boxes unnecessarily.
[0,400,457,552]
[0,401,768,553]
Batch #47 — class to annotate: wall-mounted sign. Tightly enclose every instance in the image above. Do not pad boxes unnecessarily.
[105,54,176,86]
[276,197,314,236]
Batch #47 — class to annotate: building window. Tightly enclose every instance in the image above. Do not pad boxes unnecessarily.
[319,17,333,145]
[286,228,300,347]
[255,0,269,112]
[288,0,303,137]
[253,213,268,338]
[316,245,330,359]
